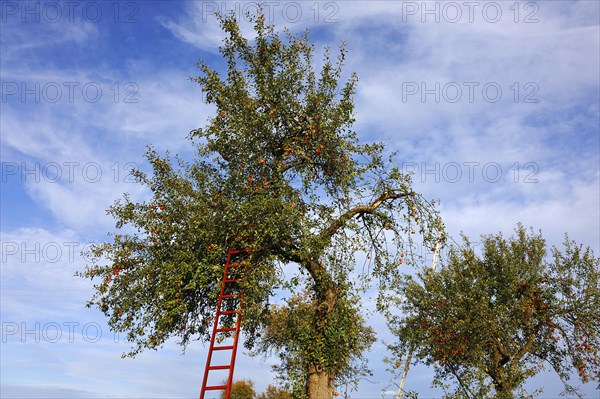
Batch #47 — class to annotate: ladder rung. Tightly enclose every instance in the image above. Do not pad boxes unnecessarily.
[229,250,249,254]
[221,294,238,299]
[213,345,235,351]
[208,365,232,370]
[224,278,242,283]
[204,385,228,391]
[218,309,237,315]
[226,263,244,268]
[215,327,236,333]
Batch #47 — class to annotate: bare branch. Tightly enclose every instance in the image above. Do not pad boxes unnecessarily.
[318,189,414,242]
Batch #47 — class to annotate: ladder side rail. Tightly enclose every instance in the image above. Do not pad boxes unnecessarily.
[200,250,234,399]
[226,285,245,399]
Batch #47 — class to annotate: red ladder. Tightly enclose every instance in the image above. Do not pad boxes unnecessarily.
[199,248,250,399]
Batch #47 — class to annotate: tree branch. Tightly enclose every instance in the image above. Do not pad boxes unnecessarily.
[279,189,413,295]
[448,362,476,399]
[318,189,414,242]
[510,325,539,372]
[277,242,331,293]
[495,337,511,366]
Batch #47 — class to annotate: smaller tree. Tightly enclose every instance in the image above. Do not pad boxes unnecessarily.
[254,288,375,398]
[258,385,291,399]
[220,379,256,399]
[388,225,600,398]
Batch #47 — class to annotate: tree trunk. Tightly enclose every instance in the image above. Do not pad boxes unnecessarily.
[492,378,515,399]
[306,270,337,399]
[307,366,333,399]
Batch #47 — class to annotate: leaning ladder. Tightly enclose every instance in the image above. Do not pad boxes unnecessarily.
[199,248,250,399]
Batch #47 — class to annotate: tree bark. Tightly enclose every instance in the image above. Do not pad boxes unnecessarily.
[491,374,515,399]
[306,288,337,399]
[494,385,515,399]
[307,365,333,399]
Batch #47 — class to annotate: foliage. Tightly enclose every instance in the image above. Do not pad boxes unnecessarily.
[220,379,256,399]
[79,10,444,394]
[255,288,375,397]
[257,385,291,399]
[388,225,600,399]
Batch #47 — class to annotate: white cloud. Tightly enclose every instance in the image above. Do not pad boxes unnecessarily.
[0,227,95,319]
[0,384,102,399]
[1,18,99,64]
[1,64,209,232]
[159,1,257,52]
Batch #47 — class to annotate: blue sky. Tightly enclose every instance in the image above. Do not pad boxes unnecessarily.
[1,1,599,398]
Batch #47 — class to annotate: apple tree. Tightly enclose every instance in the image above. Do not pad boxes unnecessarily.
[387,225,599,399]
[80,12,444,399]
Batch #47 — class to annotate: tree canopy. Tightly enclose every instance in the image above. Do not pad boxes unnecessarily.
[388,225,600,398]
[257,384,292,399]
[220,379,256,399]
[80,11,444,398]
[219,380,290,399]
